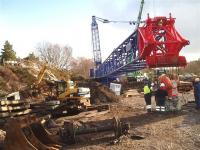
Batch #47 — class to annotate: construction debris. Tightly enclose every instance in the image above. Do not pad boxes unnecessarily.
[59,117,130,144]
[47,97,91,118]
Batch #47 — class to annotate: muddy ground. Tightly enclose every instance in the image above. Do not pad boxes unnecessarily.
[53,89,200,150]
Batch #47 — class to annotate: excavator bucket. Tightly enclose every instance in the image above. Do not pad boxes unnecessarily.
[3,115,62,150]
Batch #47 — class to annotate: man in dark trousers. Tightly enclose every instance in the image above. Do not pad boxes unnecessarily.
[155,83,168,112]
[143,82,152,112]
[194,78,200,109]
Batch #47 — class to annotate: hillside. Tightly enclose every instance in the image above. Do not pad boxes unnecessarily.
[0,60,60,97]
[0,60,119,104]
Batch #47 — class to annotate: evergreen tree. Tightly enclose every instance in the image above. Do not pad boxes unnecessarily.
[25,52,39,61]
[1,41,16,61]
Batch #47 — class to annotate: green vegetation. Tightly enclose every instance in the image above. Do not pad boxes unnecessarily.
[24,52,39,61]
[1,41,16,62]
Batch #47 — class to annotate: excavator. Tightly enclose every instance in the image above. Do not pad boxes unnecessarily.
[32,64,90,104]
[31,64,91,114]
[55,79,90,102]
[46,74,91,115]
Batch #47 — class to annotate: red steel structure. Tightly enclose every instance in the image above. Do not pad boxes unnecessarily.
[138,14,189,68]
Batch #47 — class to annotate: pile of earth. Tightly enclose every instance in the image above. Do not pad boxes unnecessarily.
[76,79,119,104]
[0,65,35,97]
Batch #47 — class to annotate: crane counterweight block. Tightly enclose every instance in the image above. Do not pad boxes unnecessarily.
[138,15,189,68]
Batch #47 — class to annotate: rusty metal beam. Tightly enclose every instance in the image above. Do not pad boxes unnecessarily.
[60,117,130,144]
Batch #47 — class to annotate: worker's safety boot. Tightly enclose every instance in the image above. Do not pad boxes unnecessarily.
[156,106,161,112]
[146,105,152,112]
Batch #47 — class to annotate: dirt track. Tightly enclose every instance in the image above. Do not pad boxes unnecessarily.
[60,89,200,150]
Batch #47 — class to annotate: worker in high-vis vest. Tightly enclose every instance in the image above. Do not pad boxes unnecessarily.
[143,83,152,112]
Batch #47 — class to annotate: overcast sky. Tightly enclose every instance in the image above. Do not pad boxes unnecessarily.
[0,0,199,61]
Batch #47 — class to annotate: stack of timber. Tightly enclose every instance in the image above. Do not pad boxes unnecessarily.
[0,99,31,118]
[178,81,193,93]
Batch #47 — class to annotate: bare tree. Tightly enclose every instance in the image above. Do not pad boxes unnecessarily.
[71,57,94,78]
[181,59,200,76]
[36,42,72,70]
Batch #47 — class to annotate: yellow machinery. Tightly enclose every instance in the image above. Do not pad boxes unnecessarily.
[56,79,78,99]
[35,64,47,87]
[31,64,91,111]
[31,64,47,97]
[49,79,91,112]
[45,72,91,113]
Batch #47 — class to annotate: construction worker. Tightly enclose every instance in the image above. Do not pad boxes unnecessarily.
[150,81,159,105]
[143,82,152,112]
[169,74,179,99]
[167,74,180,111]
[155,83,168,112]
[150,82,158,93]
[194,78,200,109]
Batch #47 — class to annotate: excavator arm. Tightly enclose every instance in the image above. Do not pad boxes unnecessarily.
[35,64,47,87]
[31,64,47,97]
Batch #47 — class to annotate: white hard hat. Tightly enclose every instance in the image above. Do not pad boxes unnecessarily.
[160,83,165,87]
[195,78,200,82]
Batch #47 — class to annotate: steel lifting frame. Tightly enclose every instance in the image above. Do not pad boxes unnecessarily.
[95,30,147,78]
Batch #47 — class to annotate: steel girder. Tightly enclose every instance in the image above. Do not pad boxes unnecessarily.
[95,30,146,78]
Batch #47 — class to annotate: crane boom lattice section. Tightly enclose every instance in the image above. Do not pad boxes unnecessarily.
[95,31,146,78]
[91,16,102,67]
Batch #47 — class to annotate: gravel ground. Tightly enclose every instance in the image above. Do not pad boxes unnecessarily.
[60,89,200,150]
